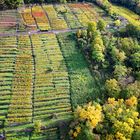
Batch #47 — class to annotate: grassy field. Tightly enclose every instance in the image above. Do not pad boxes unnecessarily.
[57,33,100,108]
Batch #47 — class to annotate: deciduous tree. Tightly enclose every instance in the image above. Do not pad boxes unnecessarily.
[105,79,121,98]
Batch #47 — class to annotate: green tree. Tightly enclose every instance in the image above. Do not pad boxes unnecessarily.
[97,19,106,31]
[75,127,94,140]
[125,24,140,38]
[111,48,126,64]
[5,0,23,8]
[60,0,67,4]
[132,130,140,140]
[92,49,105,63]
[105,79,121,98]
[113,65,127,79]
[118,37,139,54]
[123,81,140,98]
[130,52,140,69]
[91,30,105,63]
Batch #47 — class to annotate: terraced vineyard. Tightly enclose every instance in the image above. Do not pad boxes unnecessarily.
[32,34,72,123]
[0,34,74,140]
[0,36,17,127]
[0,10,18,33]
[0,3,103,34]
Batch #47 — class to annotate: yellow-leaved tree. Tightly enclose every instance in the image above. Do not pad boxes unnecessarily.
[69,102,103,139]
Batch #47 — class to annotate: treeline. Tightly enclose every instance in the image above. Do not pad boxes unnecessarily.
[109,0,140,15]
[72,21,140,140]
[0,0,75,9]
[24,0,67,4]
[121,24,140,39]
[87,0,112,13]
[0,0,68,9]
[0,0,23,9]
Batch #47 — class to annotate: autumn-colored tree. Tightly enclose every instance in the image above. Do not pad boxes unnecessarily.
[69,102,103,139]
[125,96,138,106]
[102,97,140,140]
[69,96,140,140]
[76,102,103,128]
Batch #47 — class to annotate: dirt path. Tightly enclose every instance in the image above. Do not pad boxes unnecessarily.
[0,27,86,37]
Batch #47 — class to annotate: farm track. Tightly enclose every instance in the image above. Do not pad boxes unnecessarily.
[0,27,86,37]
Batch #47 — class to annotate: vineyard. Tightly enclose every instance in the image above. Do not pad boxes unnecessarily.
[0,1,139,140]
[0,3,103,34]
[0,3,98,140]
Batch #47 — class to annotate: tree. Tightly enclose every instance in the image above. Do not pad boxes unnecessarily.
[125,24,140,38]
[113,65,127,79]
[130,52,140,69]
[105,79,121,98]
[92,48,105,63]
[69,97,140,140]
[69,102,103,139]
[132,130,140,140]
[102,97,140,140]
[97,19,106,31]
[5,0,23,8]
[60,0,67,4]
[111,48,126,64]
[114,19,121,27]
[34,120,42,134]
[77,29,82,38]
[125,96,138,106]
[123,81,140,98]
[75,127,94,140]
[93,37,105,50]
[118,37,138,54]
[91,30,105,63]
[76,102,103,128]
[87,22,97,35]
[135,71,140,81]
